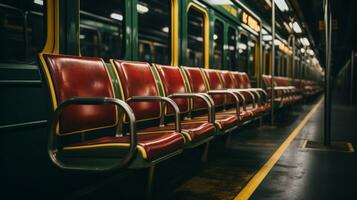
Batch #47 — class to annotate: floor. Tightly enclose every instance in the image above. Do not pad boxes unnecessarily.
[77,98,322,200]
[47,94,357,200]
[251,101,357,200]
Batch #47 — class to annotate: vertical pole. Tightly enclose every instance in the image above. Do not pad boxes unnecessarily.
[351,50,354,105]
[324,0,331,146]
[259,25,263,88]
[271,0,275,125]
[289,34,296,80]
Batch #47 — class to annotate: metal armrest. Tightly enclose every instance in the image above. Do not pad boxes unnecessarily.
[267,87,286,102]
[126,96,181,132]
[244,88,269,104]
[227,89,247,111]
[168,93,215,123]
[48,97,136,172]
[228,89,257,108]
[207,90,240,115]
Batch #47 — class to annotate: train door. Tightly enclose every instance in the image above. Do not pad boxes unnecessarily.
[238,31,249,73]
[211,12,239,71]
[212,18,224,69]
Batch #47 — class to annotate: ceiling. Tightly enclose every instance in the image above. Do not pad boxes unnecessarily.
[241,0,357,76]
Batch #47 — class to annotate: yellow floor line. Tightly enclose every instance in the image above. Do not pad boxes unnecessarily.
[234,98,324,200]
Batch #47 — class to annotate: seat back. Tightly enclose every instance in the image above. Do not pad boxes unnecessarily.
[181,66,209,111]
[239,72,252,89]
[41,54,117,135]
[262,75,272,88]
[153,64,190,114]
[230,71,244,89]
[218,71,238,104]
[202,69,225,106]
[111,60,161,121]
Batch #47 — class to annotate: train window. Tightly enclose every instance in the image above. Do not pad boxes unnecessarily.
[138,0,170,64]
[187,8,204,67]
[139,41,151,62]
[80,0,124,60]
[238,34,248,72]
[265,46,270,74]
[213,20,223,69]
[274,53,280,76]
[0,0,44,63]
[248,39,257,77]
[227,27,237,70]
[80,26,100,57]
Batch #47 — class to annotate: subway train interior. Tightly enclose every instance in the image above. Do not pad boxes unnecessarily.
[1,0,356,199]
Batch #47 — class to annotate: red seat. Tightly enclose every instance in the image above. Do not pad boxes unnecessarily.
[111,61,215,147]
[180,66,240,133]
[231,72,271,115]
[64,132,184,161]
[218,70,255,120]
[41,54,185,171]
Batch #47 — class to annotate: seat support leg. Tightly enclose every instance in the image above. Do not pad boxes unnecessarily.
[146,165,155,200]
[201,142,210,162]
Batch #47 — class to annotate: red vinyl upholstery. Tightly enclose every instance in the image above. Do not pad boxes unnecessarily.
[154,64,189,114]
[182,67,239,131]
[219,71,240,104]
[65,132,185,161]
[153,64,216,140]
[43,54,117,135]
[181,66,210,110]
[111,60,161,121]
[202,69,225,106]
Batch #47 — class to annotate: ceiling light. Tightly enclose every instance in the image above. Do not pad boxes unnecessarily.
[238,43,247,50]
[307,49,314,56]
[274,39,281,45]
[292,22,302,33]
[263,35,272,41]
[300,37,310,46]
[34,0,43,6]
[137,4,149,14]
[262,29,268,35]
[213,34,218,40]
[196,37,203,42]
[275,0,289,12]
[162,27,169,33]
[110,13,123,21]
[207,0,233,5]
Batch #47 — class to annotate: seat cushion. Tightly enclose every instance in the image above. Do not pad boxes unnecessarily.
[141,121,215,143]
[194,111,239,130]
[63,132,185,161]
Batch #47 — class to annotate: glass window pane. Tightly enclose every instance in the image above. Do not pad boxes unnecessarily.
[227,27,236,70]
[213,20,223,69]
[187,8,204,67]
[265,46,270,74]
[238,34,248,72]
[0,0,44,63]
[80,0,124,60]
[249,39,256,77]
[138,0,170,64]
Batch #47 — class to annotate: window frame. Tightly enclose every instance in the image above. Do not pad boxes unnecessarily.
[186,2,209,68]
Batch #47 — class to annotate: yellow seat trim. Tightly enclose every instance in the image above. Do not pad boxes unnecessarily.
[63,143,148,160]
